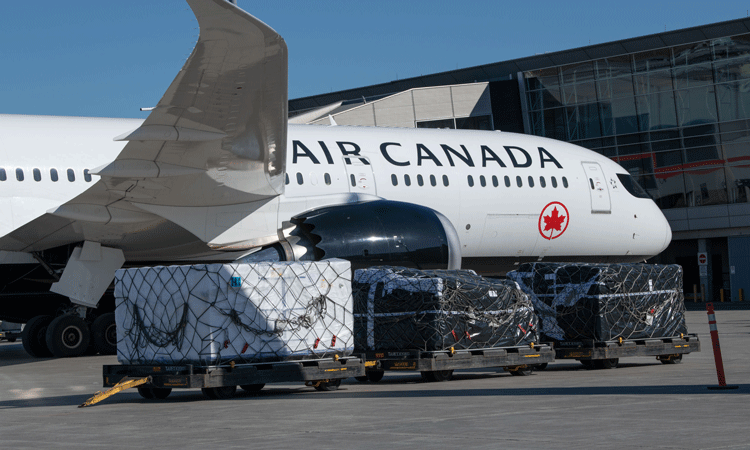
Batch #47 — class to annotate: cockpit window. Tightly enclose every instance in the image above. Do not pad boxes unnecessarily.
[617,173,650,199]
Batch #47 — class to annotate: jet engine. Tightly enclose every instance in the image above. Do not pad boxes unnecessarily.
[276,200,461,270]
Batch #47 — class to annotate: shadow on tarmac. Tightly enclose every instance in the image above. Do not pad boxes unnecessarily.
[0,343,54,368]
[1,382,747,410]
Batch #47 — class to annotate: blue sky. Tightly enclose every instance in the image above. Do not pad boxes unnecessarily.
[2,1,749,118]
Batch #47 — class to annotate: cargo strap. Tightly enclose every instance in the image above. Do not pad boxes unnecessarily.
[79,376,151,408]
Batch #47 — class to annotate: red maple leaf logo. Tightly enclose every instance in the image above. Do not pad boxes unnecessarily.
[543,207,566,232]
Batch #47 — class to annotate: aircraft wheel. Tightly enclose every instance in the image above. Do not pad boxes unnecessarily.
[45,315,91,358]
[91,313,117,355]
[21,315,53,357]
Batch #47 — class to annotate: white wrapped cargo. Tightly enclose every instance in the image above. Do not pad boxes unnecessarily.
[114,260,353,365]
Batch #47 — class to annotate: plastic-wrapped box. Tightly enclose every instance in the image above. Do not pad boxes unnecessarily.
[352,267,538,352]
[115,260,353,365]
[506,263,687,342]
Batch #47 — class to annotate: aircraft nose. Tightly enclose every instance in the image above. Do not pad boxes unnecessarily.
[662,216,673,251]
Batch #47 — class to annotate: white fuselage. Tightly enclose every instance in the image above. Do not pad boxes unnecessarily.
[0,114,671,269]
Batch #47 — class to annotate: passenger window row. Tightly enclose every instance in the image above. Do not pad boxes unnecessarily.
[285,172,333,186]
[0,168,93,183]
[467,174,568,189]
[391,174,450,187]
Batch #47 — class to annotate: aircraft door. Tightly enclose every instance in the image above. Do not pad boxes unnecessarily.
[344,157,377,195]
[581,162,611,213]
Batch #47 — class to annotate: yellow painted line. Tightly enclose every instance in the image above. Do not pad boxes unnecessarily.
[523,354,541,358]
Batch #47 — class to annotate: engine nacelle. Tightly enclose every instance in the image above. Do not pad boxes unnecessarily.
[283,200,461,270]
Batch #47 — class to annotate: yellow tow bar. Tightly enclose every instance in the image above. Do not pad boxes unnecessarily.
[79,376,151,408]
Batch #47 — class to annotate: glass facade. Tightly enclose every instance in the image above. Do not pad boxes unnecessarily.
[417,115,493,130]
[524,34,750,208]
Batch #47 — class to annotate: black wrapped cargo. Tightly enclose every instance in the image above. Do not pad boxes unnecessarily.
[353,267,538,352]
[506,263,688,342]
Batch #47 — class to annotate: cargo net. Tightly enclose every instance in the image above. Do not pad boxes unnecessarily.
[352,267,538,352]
[114,260,354,365]
[506,263,687,342]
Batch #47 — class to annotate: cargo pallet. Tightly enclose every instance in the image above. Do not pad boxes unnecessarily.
[551,333,701,369]
[80,356,364,407]
[357,343,555,382]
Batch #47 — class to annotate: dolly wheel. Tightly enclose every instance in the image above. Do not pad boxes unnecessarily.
[366,370,385,383]
[580,360,595,369]
[137,387,155,399]
[421,369,453,382]
[595,358,619,369]
[355,376,369,382]
[509,366,533,376]
[138,387,171,399]
[659,354,682,364]
[240,384,265,392]
[202,385,237,399]
[314,379,342,391]
[152,388,172,399]
[534,363,548,371]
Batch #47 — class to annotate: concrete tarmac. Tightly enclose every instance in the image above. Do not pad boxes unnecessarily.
[1,310,748,450]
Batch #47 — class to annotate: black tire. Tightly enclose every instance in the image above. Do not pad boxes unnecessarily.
[355,376,369,382]
[240,384,265,392]
[201,387,217,399]
[595,358,619,370]
[421,370,453,382]
[151,388,172,399]
[534,363,548,370]
[580,360,595,369]
[137,387,155,399]
[7,337,16,343]
[91,313,117,355]
[659,354,683,364]
[202,385,237,399]
[314,379,342,391]
[21,315,53,357]
[82,340,98,356]
[509,366,534,376]
[45,315,91,358]
[366,370,385,383]
[138,387,171,399]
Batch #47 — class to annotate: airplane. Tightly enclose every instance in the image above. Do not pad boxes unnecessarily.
[0,0,671,359]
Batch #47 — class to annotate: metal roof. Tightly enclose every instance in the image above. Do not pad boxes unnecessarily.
[289,16,750,114]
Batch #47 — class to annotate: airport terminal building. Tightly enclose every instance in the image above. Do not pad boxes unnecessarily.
[288,17,750,302]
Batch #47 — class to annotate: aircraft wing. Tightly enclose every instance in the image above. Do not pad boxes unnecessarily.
[0,0,288,255]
